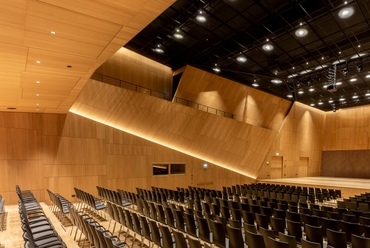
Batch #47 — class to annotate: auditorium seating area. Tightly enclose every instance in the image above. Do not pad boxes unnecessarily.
[4,182,370,247]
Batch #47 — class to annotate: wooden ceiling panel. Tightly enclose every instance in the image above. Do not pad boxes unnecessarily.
[0,0,174,113]
[19,99,61,108]
[22,88,70,101]
[26,48,96,76]
[24,31,104,58]
[0,1,26,45]
[20,72,79,91]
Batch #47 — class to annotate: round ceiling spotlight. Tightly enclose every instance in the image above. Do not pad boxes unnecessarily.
[236,55,247,63]
[271,79,282,84]
[295,28,308,37]
[287,94,293,98]
[196,11,207,22]
[252,83,259,87]
[174,32,184,39]
[213,67,221,73]
[262,44,274,51]
[153,47,164,53]
[338,6,354,19]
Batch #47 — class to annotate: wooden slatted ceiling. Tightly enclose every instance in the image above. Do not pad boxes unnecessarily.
[71,80,279,178]
[0,0,174,113]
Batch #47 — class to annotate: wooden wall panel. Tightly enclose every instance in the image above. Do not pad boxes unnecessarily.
[175,66,292,131]
[71,80,278,179]
[258,102,325,180]
[95,48,173,100]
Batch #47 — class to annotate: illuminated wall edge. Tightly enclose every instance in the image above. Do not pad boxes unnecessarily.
[69,107,257,179]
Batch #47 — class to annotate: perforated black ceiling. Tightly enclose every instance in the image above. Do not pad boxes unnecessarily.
[125,0,370,111]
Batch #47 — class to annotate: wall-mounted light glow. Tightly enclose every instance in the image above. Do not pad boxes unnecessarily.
[203,163,208,169]
[275,152,279,156]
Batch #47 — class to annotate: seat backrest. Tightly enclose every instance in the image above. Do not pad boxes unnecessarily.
[173,229,188,248]
[278,232,297,248]
[266,236,289,248]
[244,230,265,248]
[226,225,244,248]
[209,220,226,248]
[351,234,370,248]
[326,228,347,248]
[159,225,173,248]
[301,238,321,248]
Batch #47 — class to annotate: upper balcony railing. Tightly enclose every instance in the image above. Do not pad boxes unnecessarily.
[92,72,235,119]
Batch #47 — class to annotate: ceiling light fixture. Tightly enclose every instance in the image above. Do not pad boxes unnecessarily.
[287,94,293,98]
[252,83,259,87]
[328,99,334,103]
[36,81,40,84]
[174,30,184,39]
[36,60,41,64]
[352,94,359,99]
[310,103,315,106]
[236,55,247,63]
[271,79,282,84]
[350,78,357,82]
[366,74,370,78]
[336,82,342,85]
[366,93,370,96]
[351,53,366,59]
[338,6,354,19]
[295,28,308,37]
[298,90,304,94]
[318,102,323,105]
[196,11,207,22]
[339,97,345,101]
[50,31,56,35]
[213,67,221,73]
[262,44,274,51]
[309,88,315,92]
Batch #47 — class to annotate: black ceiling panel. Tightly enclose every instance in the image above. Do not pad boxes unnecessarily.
[125,0,370,112]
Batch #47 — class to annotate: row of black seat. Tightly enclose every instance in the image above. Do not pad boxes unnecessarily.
[47,189,70,222]
[74,187,106,216]
[16,185,66,247]
[97,186,132,207]
[105,197,210,248]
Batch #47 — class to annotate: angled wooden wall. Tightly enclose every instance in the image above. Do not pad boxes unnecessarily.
[258,102,325,179]
[71,79,279,179]
[175,66,292,131]
[0,111,254,205]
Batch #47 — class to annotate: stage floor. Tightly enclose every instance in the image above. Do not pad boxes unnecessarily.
[258,177,370,198]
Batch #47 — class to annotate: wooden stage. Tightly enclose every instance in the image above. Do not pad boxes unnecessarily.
[258,177,370,198]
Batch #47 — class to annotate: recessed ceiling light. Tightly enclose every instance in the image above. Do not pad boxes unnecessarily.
[271,79,282,84]
[50,31,56,35]
[287,94,293,98]
[338,51,342,54]
[154,47,164,53]
[323,85,328,88]
[328,100,334,103]
[358,44,361,48]
[366,93,370,96]
[338,6,354,19]
[298,90,304,94]
[366,74,370,78]
[262,44,274,51]
[266,38,269,42]
[310,103,315,106]
[36,60,41,64]
[339,97,345,101]
[350,78,357,82]
[322,57,324,60]
[36,103,39,106]
[196,14,207,22]
[213,67,221,73]
[252,83,259,87]
[352,95,359,99]
[336,82,342,85]
[174,33,184,39]
[318,102,323,105]
[36,81,40,84]
[295,28,308,37]
[292,66,295,69]
[36,93,39,96]
[309,88,315,92]
[236,55,247,63]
